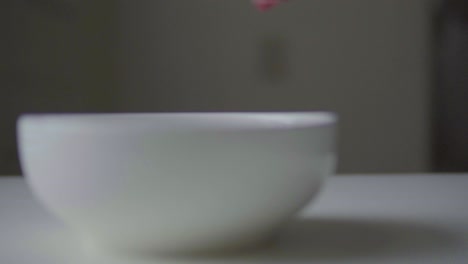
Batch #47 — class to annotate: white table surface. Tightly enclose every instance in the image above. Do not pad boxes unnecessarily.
[1,174,468,264]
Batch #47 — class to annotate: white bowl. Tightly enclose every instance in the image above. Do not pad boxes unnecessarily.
[17,112,337,255]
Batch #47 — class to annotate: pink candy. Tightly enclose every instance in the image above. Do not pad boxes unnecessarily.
[252,0,288,11]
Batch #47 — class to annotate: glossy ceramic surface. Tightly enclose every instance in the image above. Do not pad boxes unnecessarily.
[18,112,337,255]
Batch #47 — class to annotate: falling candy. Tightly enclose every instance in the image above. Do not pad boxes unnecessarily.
[252,0,288,11]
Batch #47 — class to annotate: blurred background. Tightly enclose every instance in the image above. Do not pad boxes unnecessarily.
[1,0,467,175]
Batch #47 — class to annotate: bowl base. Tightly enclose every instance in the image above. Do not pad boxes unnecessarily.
[81,231,279,260]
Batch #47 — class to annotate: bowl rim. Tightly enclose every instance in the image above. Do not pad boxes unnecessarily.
[18,111,337,132]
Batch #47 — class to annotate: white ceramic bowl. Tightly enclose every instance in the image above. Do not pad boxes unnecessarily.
[17,112,337,255]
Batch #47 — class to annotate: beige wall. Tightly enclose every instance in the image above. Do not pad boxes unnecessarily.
[1,0,118,174]
[118,0,437,173]
[1,0,438,174]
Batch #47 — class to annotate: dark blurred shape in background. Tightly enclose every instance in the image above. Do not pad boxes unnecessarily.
[433,0,468,172]
[1,0,466,175]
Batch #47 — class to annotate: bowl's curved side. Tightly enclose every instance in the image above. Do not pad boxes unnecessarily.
[18,116,336,254]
